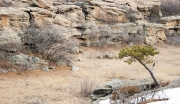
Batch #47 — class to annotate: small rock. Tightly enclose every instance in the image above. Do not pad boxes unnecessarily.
[103,53,115,59]
[49,66,56,70]
[41,66,49,72]
[97,55,103,59]
[71,65,83,71]
[0,69,8,74]
[69,47,80,54]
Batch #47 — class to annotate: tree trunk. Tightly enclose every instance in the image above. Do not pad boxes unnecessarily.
[137,59,160,86]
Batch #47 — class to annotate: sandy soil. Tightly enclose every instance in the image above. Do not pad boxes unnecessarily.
[0,44,180,104]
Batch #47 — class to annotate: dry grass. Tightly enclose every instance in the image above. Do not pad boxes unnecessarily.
[0,45,180,104]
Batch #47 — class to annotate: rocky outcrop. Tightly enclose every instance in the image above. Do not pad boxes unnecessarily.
[32,0,51,9]
[8,53,50,71]
[0,7,29,29]
[0,0,178,71]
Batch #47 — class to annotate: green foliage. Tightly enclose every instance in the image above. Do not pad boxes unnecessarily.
[118,45,159,64]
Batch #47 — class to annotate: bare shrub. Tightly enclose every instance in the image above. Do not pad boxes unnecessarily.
[80,78,95,97]
[160,0,180,16]
[24,25,78,62]
[165,30,180,46]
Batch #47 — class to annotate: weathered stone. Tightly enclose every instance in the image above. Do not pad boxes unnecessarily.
[8,54,49,71]
[0,69,8,74]
[57,57,73,67]
[69,47,80,54]
[160,16,180,29]
[32,0,51,9]
[0,7,30,29]
[0,28,21,45]
[85,5,127,23]
[56,5,85,27]
[54,14,71,27]
[103,53,115,59]
[71,65,83,71]
[90,78,163,104]
[90,87,113,100]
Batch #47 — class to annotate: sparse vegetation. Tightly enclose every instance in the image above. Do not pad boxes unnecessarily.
[165,30,180,46]
[24,24,77,63]
[118,45,160,86]
[81,78,95,97]
[160,0,180,16]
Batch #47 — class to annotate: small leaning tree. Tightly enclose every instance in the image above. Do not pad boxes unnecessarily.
[118,45,160,86]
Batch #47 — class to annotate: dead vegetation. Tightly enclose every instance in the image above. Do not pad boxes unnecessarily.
[160,0,180,16]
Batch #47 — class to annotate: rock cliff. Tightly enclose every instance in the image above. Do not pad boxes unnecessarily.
[0,0,179,71]
[0,0,176,47]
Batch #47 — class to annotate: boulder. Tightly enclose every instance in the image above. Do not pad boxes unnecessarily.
[90,79,161,104]
[57,57,73,67]
[71,65,83,71]
[103,53,115,59]
[8,53,49,71]
[69,47,80,54]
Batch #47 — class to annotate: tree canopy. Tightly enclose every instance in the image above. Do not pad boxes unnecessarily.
[118,45,160,86]
[118,45,159,65]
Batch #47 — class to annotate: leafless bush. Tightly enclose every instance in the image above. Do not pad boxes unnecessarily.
[160,0,180,16]
[24,25,77,62]
[165,30,180,46]
[81,78,95,97]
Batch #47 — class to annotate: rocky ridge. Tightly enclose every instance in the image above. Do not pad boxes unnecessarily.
[0,0,180,71]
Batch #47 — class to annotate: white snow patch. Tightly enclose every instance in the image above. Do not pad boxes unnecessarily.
[99,88,180,104]
[148,88,180,104]
[99,99,110,104]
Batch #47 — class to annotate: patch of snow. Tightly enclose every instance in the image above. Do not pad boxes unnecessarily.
[99,99,110,104]
[148,88,180,104]
[99,88,180,104]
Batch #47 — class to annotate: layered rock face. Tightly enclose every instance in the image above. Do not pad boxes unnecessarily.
[0,0,179,57]
[0,0,171,47]
[0,7,29,29]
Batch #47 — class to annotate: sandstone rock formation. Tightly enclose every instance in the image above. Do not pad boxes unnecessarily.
[0,7,29,28]
[8,53,49,71]
[0,0,178,70]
